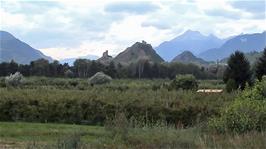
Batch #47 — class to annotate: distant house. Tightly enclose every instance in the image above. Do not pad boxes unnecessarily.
[197,89,223,93]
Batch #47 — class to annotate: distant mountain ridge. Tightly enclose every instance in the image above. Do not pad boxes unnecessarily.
[60,54,99,66]
[172,51,209,65]
[114,41,164,64]
[156,30,225,61]
[220,51,263,64]
[0,31,53,64]
[199,31,266,61]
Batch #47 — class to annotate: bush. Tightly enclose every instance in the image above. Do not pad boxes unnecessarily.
[209,77,266,133]
[88,72,112,85]
[5,72,24,87]
[170,74,198,90]
[240,76,266,101]
[226,79,237,92]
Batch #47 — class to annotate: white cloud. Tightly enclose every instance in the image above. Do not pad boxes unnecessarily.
[1,0,265,59]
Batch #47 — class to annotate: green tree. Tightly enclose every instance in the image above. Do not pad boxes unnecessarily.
[49,60,60,77]
[8,60,18,74]
[223,51,251,90]
[30,59,50,76]
[106,61,117,78]
[142,61,152,78]
[226,79,237,92]
[151,63,160,78]
[0,62,9,76]
[255,48,266,81]
[73,59,89,78]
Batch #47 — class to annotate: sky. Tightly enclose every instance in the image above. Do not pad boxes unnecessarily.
[0,0,265,60]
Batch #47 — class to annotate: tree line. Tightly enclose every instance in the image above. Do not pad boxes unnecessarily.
[0,58,219,79]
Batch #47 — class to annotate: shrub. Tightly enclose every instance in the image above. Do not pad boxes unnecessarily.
[170,74,198,90]
[5,72,24,87]
[88,72,112,85]
[226,79,237,92]
[240,76,266,101]
[209,77,266,133]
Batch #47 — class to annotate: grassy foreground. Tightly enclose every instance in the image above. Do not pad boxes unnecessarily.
[1,122,266,149]
[0,122,104,148]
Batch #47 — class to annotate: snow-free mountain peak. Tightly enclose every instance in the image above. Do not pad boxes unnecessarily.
[0,31,53,64]
[0,30,16,41]
[171,51,209,65]
[156,30,225,61]
[114,40,164,64]
[198,31,266,61]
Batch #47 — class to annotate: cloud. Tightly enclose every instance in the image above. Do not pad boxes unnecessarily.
[1,1,62,15]
[104,1,159,14]
[204,8,241,20]
[230,1,266,19]
[1,0,265,60]
[141,21,171,30]
[0,0,126,49]
[230,1,265,13]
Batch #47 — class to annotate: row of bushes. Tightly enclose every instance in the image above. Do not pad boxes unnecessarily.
[1,74,203,92]
[0,87,235,126]
[0,95,214,127]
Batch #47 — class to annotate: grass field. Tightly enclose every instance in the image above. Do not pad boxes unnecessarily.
[1,122,266,149]
[0,122,104,148]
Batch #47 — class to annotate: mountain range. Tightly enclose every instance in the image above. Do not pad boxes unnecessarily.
[199,31,266,61]
[220,51,263,65]
[156,30,226,61]
[1,30,265,66]
[0,31,52,64]
[60,55,99,66]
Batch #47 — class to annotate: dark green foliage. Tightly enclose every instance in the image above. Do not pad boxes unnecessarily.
[209,77,266,133]
[170,74,198,90]
[223,51,252,90]
[255,48,266,81]
[0,78,235,127]
[0,59,217,80]
[225,79,237,92]
[106,61,117,78]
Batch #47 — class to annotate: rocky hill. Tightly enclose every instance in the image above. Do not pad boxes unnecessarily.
[172,51,209,65]
[114,41,164,64]
[97,50,113,65]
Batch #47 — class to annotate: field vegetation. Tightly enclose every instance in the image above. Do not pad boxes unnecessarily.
[0,76,265,148]
[0,49,265,148]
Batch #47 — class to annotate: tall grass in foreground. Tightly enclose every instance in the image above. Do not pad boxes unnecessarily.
[21,121,266,149]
